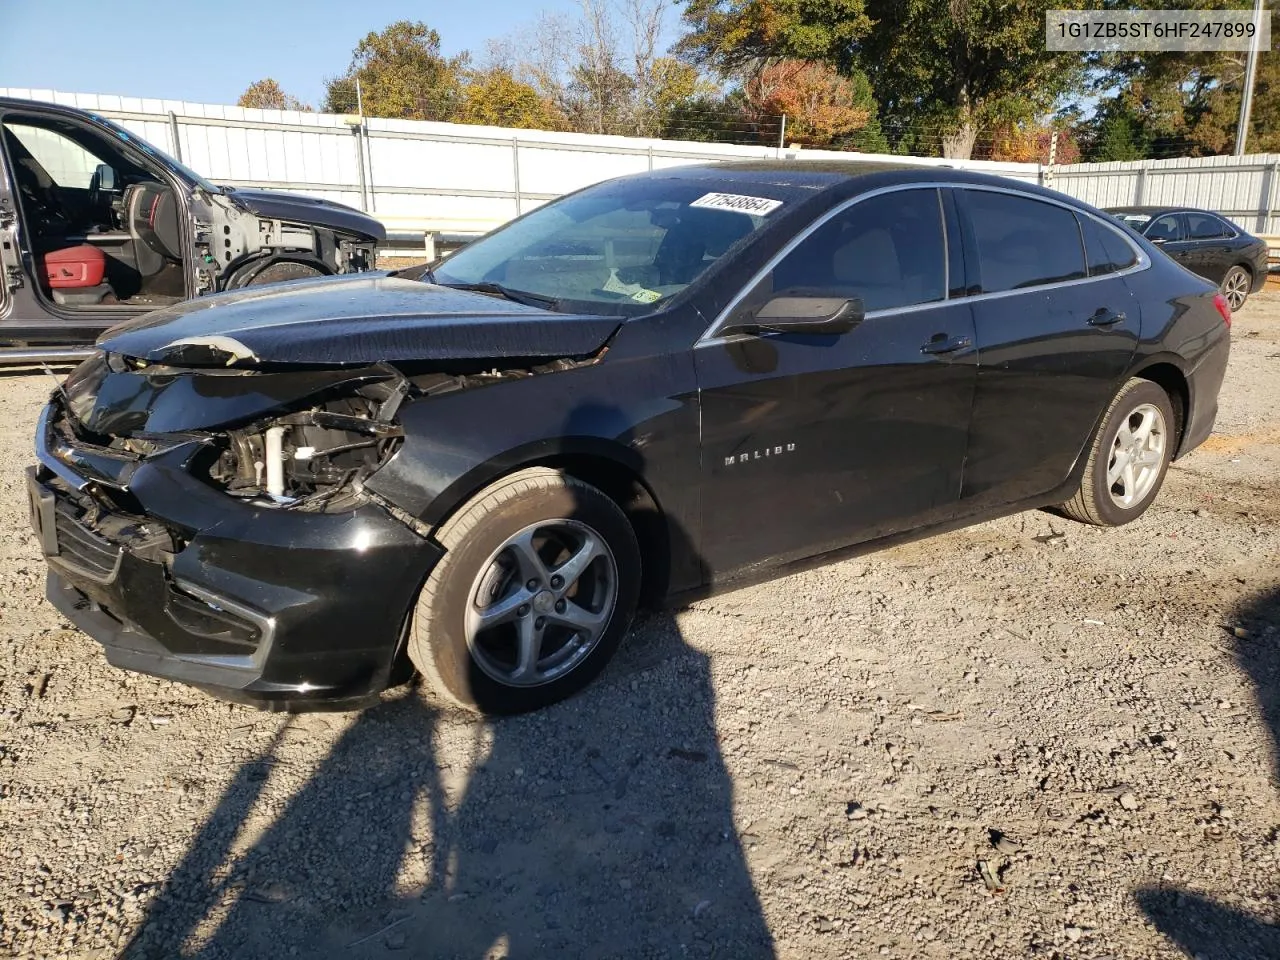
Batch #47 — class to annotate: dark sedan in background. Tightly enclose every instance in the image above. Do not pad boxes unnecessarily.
[1108,205,1269,312]
[30,163,1231,714]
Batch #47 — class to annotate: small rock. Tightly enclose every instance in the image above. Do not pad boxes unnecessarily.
[1231,626,1251,640]
[817,918,835,933]
[1118,792,1139,811]
[846,802,867,821]
[384,930,407,950]
[1193,508,1206,518]
[1065,925,1084,942]
[109,707,135,724]
[989,829,1022,855]
[693,899,712,918]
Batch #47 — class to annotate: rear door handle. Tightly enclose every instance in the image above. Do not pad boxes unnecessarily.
[1087,309,1125,327]
[920,334,971,355]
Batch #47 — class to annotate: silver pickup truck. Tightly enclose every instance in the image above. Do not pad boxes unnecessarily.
[0,96,384,363]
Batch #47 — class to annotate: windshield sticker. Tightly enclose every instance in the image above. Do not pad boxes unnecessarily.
[631,288,662,303]
[690,192,783,216]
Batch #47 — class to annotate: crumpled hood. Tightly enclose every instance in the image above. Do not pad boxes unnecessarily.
[96,274,623,367]
[223,188,386,241]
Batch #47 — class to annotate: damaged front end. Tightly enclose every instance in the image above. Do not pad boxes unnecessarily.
[29,344,602,708]
[31,353,437,707]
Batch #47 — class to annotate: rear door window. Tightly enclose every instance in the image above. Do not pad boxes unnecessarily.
[959,190,1087,293]
[1186,213,1233,240]
[1079,214,1138,276]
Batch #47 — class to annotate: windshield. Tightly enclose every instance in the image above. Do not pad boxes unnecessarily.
[1112,212,1153,230]
[431,177,781,313]
[96,116,222,195]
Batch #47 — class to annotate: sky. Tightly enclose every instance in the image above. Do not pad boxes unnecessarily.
[0,0,612,108]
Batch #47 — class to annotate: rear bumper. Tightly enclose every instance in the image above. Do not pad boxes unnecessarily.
[29,449,442,709]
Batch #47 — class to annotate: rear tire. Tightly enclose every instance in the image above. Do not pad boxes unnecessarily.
[1060,378,1175,527]
[1220,265,1250,313]
[408,468,640,714]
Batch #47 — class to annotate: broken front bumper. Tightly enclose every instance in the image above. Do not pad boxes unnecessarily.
[29,405,442,708]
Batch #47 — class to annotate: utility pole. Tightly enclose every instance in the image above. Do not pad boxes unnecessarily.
[1234,0,1265,156]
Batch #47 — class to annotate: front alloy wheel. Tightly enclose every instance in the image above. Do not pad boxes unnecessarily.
[466,520,618,688]
[408,467,640,714]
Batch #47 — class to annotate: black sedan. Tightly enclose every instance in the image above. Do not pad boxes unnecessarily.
[1108,205,1269,312]
[29,163,1231,713]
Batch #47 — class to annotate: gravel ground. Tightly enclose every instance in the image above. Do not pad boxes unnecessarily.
[2,294,1279,960]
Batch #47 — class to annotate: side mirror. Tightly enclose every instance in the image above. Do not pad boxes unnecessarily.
[728,292,865,337]
[93,164,116,192]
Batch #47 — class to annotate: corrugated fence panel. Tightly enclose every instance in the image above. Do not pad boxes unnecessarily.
[2,88,1277,238]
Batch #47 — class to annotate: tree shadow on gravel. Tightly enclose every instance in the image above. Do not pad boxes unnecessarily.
[122,400,774,959]
[1135,586,1280,960]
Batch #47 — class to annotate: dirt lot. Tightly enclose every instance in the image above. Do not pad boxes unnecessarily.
[2,295,1279,960]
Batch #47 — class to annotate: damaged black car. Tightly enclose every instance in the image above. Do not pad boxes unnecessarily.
[29,162,1231,713]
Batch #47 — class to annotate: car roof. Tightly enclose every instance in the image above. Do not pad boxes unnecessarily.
[637,159,1093,206]
[0,96,96,116]
[1107,205,1224,217]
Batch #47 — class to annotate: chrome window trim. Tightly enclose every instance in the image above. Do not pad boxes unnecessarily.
[697,181,1150,346]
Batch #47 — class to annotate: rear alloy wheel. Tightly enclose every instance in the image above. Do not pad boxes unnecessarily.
[1060,378,1175,527]
[408,467,640,714]
[1220,265,1250,313]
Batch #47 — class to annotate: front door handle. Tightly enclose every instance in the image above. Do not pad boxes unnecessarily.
[1087,308,1125,327]
[920,334,971,355]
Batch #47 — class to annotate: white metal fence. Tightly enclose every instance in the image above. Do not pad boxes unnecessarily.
[3,88,1278,239]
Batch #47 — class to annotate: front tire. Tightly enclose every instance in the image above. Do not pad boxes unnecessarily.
[1060,378,1175,527]
[408,468,640,714]
[1220,265,1251,313]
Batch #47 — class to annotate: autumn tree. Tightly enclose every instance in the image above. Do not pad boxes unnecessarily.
[679,0,1090,158]
[323,21,468,121]
[989,124,1081,165]
[746,59,879,147]
[488,0,726,138]
[237,78,310,112]
[459,68,564,130]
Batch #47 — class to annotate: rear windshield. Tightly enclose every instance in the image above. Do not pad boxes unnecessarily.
[432,177,783,314]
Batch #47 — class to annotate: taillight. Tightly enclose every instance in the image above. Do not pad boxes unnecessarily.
[1213,293,1232,329]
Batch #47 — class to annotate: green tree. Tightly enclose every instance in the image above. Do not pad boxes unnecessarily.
[676,0,870,70]
[638,57,721,136]
[1075,0,1274,158]
[237,78,310,112]
[323,21,468,121]
[459,69,564,130]
[678,0,1093,158]
[1086,110,1152,162]
[1082,1,1279,158]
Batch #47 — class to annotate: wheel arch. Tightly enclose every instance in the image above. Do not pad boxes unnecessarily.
[221,251,333,290]
[422,441,678,607]
[1129,359,1190,455]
